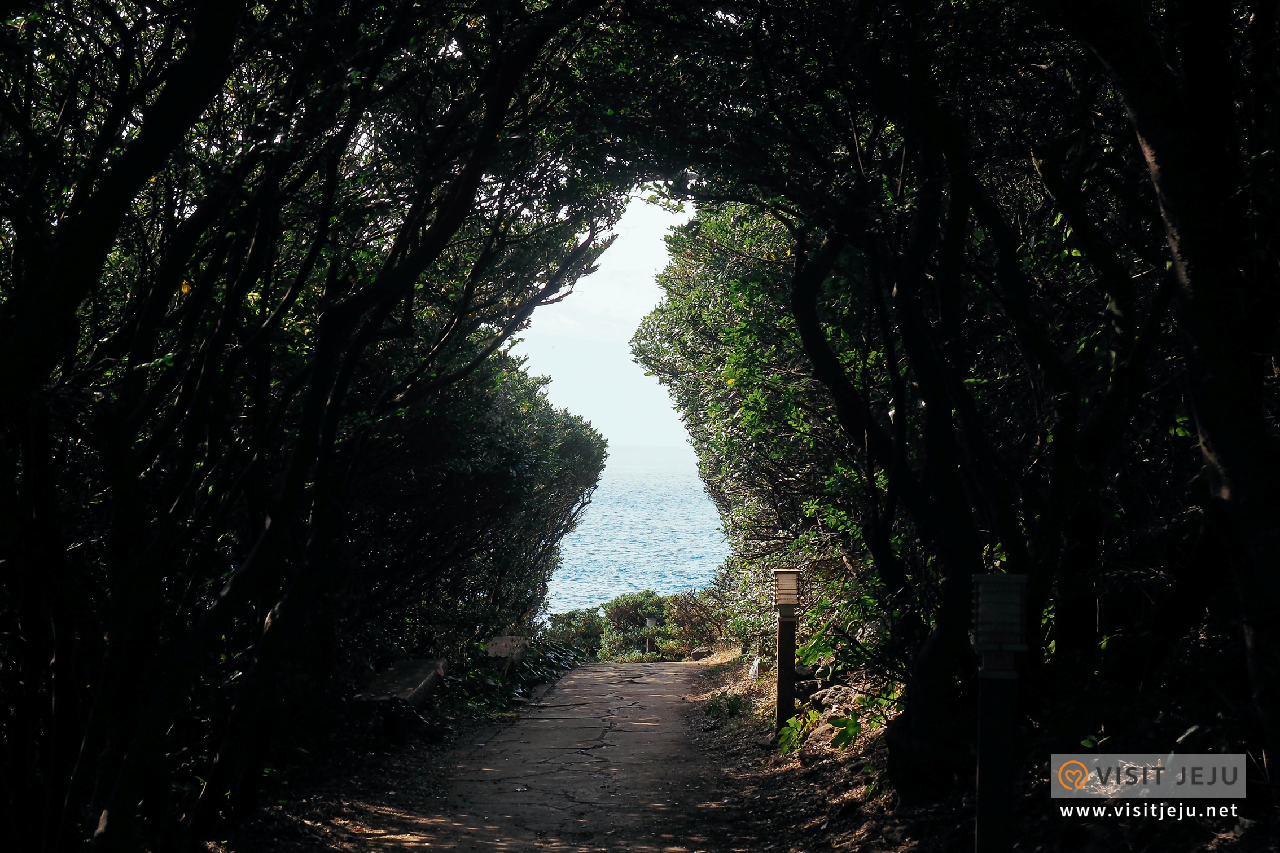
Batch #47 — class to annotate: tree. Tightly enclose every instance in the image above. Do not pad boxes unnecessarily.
[1031,0,1280,779]
[0,2,634,848]
[630,0,1277,796]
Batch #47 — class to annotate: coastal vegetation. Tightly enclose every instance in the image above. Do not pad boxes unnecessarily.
[625,0,1280,808]
[545,583,764,662]
[0,2,623,848]
[3,0,1279,848]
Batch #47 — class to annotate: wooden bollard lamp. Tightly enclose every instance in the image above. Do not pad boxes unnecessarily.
[971,573,1028,853]
[773,568,801,734]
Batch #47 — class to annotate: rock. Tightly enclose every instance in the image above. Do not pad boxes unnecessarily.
[811,685,859,717]
[689,647,711,660]
[353,659,450,746]
[796,679,821,701]
[798,721,838,765]
[794,664,816,679]
[354,658,448,708]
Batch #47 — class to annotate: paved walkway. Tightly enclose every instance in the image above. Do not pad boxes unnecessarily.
[358,663,731,852]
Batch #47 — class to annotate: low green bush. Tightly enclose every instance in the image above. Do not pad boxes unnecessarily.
[704,690,751,720]
[610,650,665,663]
[540,607,606,659]
[544,580,768,664]
[660,589,723,658]
[599,590,669,660]
[432,637,587,720]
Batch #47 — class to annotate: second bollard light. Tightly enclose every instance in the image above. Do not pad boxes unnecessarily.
[971,572,1028,853]
[773,568,801,734]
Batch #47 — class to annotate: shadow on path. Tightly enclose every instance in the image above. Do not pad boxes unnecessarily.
[356,663,733,852]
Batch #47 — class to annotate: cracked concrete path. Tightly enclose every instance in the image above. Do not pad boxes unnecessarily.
[358,663,731,852]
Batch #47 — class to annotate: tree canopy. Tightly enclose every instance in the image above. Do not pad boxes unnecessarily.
[1,2,628,848]
[3,0,1279,848]
[628,0,1279,803]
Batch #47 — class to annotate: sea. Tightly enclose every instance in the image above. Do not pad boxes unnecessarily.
[545,445,729,613]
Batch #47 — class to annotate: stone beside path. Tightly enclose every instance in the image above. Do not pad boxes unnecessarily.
[355,663,733,852]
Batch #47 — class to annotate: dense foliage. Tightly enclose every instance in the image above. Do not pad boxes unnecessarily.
[4,0,1280,848]
[343,359,606,658]
[544,585,742,662]
[627,0,1280,804]
[0,2,627,849]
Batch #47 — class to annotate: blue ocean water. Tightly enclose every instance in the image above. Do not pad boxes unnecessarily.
[546,445,728,613]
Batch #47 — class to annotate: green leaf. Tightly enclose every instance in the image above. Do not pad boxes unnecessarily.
[829,716,862,750]
[777,710,820,754]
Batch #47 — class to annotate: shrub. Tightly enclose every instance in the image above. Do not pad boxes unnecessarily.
[540,608,606,659]
[610,651,665,663]
[704,690,751,720]
[660,589,724,658]
[599,590,669,660]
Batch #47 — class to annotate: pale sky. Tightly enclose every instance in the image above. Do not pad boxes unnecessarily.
[511,197,694,452]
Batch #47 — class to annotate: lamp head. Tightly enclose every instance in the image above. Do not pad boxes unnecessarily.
[971,573,1028,652]
[773,568,801,607]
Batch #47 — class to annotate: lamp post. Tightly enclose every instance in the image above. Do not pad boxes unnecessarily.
[773,568,801,734]
[971,573,1028,853]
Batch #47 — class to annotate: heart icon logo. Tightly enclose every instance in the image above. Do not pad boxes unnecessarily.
[1058,760,1089,790]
